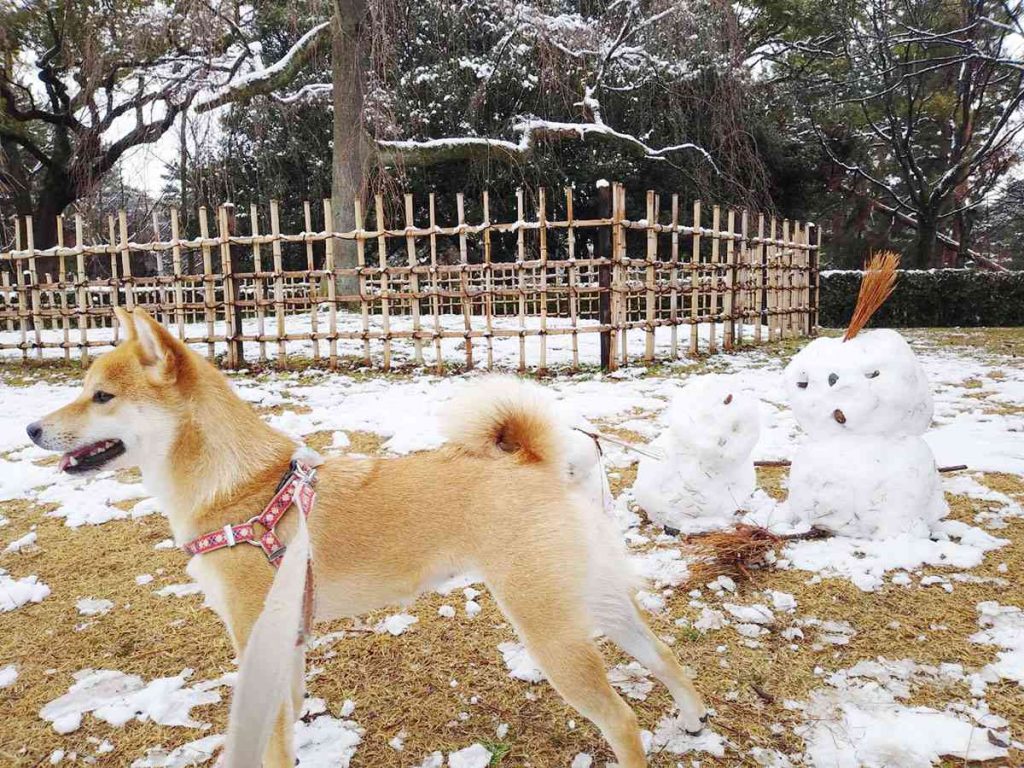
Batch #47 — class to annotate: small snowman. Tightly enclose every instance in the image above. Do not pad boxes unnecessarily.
[633,374,761,532]
[783,252,946,538]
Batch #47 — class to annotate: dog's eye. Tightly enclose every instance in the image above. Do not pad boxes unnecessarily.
[865,370,880,379]
[93,391,115,404]
[796,381,808,389]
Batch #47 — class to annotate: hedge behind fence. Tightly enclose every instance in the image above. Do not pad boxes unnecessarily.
[819,269,1024,328]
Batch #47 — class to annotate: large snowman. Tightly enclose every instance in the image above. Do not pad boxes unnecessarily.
[633,374,761,532]
[783,254,946,538]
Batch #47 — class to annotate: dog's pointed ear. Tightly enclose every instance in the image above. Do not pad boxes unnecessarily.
[113,307,137,341]
[132,308,180,382]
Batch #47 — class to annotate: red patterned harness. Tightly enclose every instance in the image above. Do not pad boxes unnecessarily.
[183,460,318,568]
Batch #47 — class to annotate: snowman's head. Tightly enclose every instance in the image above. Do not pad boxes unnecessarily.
[668,375,761,465]
[784,329,932,438]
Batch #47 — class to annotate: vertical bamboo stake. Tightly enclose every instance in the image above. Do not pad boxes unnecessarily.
[13,219,27,359]
[249,204,267,361]
[151,210,167,325]
[57,215,70,361]
[723,208,736,350]
[11,219,24,342]
[770,215,774,337]
[669,195,680,358]
[353,199,371,365]
[795,221,803,337]
[323,198,338,367]
[737,209,749,346]
[802,222,811,335]
[644,190,657,362]
[25,216,43,357]
[708,205,720,354]
[374,194,391,371]
[689,200,701,356]
[786,221,796,339]
[118,210,135,313]
[217,205,237,368]
[482,191,495,369]
[613,184,628,366]
[74,214,89,364]
[197,207,215,358]
[565,187,579,369]
[754,213,764,344]
[537,187,549,373]
[303,201,320,361]
[812,223,822,336]
[169,207,186,341]
[269,201,287,365]
[516,188,527,372]
[781,219,792,339]
[105,215,119,340]
[2,272,11,334]
[428,193,442,371]
[455,193,473,370]
[403,194,424,366]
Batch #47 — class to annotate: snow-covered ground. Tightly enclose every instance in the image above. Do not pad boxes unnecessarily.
[0,307,766,370]
[0,329,1022,766]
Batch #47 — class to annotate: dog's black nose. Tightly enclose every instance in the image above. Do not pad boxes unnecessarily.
[26,421,43,444]
[828,372,839,387]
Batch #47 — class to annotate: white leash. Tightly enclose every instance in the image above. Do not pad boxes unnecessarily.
[573,427,666,461]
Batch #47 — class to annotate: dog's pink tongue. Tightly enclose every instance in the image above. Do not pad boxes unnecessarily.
[58,451,80,472]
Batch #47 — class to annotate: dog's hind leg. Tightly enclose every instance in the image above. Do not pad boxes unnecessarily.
[489,577,647,768]
[595,591,707,734]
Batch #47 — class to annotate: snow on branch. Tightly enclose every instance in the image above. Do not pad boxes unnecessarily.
[377,118,716,170]
[195,21,331,113]
[273,82,334,105]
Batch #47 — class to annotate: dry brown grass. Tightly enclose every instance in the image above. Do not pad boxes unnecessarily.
[2,420,1022,766]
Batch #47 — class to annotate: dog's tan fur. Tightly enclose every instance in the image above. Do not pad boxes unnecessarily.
[29,308,706,767]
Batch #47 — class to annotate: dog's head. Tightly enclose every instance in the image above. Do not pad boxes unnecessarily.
[26,308,191,475]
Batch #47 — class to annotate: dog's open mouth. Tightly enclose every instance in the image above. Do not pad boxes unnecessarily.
[59,439,126,474]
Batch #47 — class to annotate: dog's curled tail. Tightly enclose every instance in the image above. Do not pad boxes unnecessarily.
[442,376,565,465]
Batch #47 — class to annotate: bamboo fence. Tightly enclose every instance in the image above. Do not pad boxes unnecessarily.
[0,183,820,372]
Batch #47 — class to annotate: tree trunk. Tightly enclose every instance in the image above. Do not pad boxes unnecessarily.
[911,214,940,269]
[330,0,372,300]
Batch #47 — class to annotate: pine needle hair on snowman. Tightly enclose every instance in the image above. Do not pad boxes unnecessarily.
[783,252,947,539]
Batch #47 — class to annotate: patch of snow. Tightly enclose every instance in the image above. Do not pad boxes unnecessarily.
[131,735,224,767]
[970,601,1024,691]
[293,698,363,767]
[448,743,492,768]
[0,664,18,688]
[0,569,50,611]
[76,598,113,616]
[631,548,689,587]
[648,714,727,756]
[40,668,219,733]
[498,641,544,683]
[155,583,203,598]
[797,679,1006,767]
[607,662,654,701]
[375,613,418,636]
[4,530,37,552]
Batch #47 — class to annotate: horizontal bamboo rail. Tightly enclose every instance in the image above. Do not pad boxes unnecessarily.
[1,184,820,371]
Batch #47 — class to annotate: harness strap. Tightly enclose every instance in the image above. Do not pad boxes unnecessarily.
[182,459,318,568]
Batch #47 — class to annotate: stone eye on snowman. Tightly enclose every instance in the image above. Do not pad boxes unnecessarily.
[633,374,761,533]
[783,252,947,539]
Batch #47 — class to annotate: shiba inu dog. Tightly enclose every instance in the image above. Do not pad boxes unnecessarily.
[26,307,706,767]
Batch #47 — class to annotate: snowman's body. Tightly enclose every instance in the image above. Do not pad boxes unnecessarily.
[633,376,760,530]
[784,329,946,537]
